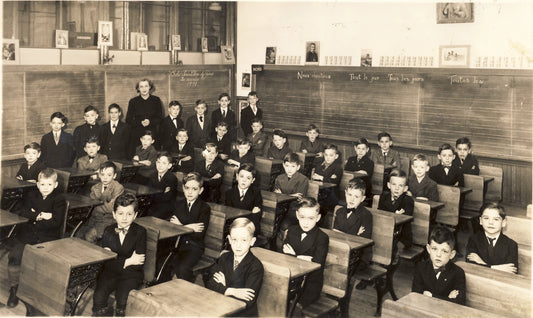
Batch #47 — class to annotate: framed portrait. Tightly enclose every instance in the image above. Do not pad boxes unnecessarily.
[305,41,319,64]
[137,34,148,51]
[201,37,208,53]
[172,34,181,51]
[437,3,474,23]
[55,30,68,48]
[2,39,19,64]
[265,47,276,64]
[360,49,373,67]
[98,21,113,47]
[221,45,235,64]
[242,73,251,88]
[439,45,470,68]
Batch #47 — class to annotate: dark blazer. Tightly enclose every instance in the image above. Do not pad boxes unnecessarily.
[378,191,414,248]
[172,198,211,248]
[206,251,264,317]
[75,153,108,171]
[274,172,309,196]
[284,225,329,307]
[345,155,374,177]
[158,115,184,152]
[408,174,439,202]
[300,139,324,155]
[228,150,255,166]
[195,158,225,202]
[100,121,132,160]
[453,154,480,176]
[185,114,212,148]
[313,161,343,185]
[267,144,292,161]
[412,259,466,305]
[16,159,46,181]
[429,164,464,187]
[334,205,373,239]
[370,148,400,170]
[247,131,268,157]
[466,231,518,269]
[224,186,263,234]
[40,131,75,168]
[210,134,232,157]
[73,123,102,158]
[146,170,178,219]
[173,141,195,173]
[240,106,263,137]
[211,108,237,140]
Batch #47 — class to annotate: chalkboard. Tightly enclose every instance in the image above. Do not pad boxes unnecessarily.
[253,65,532,161]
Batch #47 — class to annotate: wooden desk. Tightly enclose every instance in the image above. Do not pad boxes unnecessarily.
[1,178,37,210]
[207,203,254,248]
[63,193,103,237]
[135,216,193,240]
[261,190,296,205]
[321,228,373,251]
[414,198,445,223]
[0,209,28,228]
[111,160,141,184]
[314,181,337,190]
[295,152,317,178]
[57,167,95,193]
[124,183,163,216]
[127,279,246,316]
[458,186,472,195]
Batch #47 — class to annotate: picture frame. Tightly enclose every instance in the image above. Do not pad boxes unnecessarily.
[171,34,181,51]
[201,37,208,53]
[137,33,148,51]
[265,47,276,64]
[2,39,19,64]
[305,41,320,64]
[55,30,68,49]
[439,45,470,68]
[437,3,474,24]
[221,45,235,64]
[97,20,113,47]
[242,73,251,88]
[360,49,373,67]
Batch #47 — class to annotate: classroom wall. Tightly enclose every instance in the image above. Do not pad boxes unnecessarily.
[236,1,533,96]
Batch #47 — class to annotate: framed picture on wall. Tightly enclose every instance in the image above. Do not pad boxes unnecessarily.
[439,45,470,67]
[242,73,251,88]
[265,47,276,64]
[55,30,68,48]
[137,34,148,51]
[201,37,208,53]
[437,3,474,23]
[221,45,235,64]
[2,39,19,64]
[98,20,113,47]
[305,41,319,64]
[172,34,181,51]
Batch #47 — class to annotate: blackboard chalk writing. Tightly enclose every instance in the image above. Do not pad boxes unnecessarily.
[296,71,332,80]
[169,70,216,88]
[411,77,424,82]
[370,76,380,83]
[449,75,485,85]
[349,73,368,81]
[252,65,263,72]
[388,74,400,82]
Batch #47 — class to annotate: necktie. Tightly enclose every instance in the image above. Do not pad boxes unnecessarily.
[173,117,178,128]
[487,237,496,258]
[222,110,226,118]
[158,175,162,182]
[444,166,451,175]
[434,267,443,278]
[206,164,211,171]
[112,124,117,134]
[102,185,107,193]
[347,208,356,218]
[233,259,239,271]
[383,152,387,162]
[54,132,59,145]
[301,232,307,241]
[89,156,94,163]
[115,227,128,235]
[240,191,245,201]
[188,202,192,211]
[179,144,183,151]
[199,116,203,123]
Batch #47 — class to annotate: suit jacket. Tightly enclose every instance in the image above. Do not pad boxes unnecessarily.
[146,170,178,219]
[16,159,46,181]
[412,259,466,305]
[334,205,373,239]
[173,141,195,173]
[211,108,237,140]
[300,139,324,155]
[274,172,309,196]
[345,155,374,177]
[229,150,255,166]
[267,144,292,161]
[224,186,263,212]
[158,115,184,152]
[134,145,158,168]
[429,164,464,187]
[40,130,75,168]
[195,158,225,188]
[100,121,132,160]
[370,148,400,170]
[75,153,108,171]
[408,174,439,202]
[90,180,125,216]
[466,231,518,269]
[453,154,480,176]
[247,131,268,157]
[240,106,263,137]
[210,134,232,156]
[378,191,413,248]
[100,222,146,280]
[73,123,102,158]
[172,198,211,248]
[313,161,343,185]
[185,114,212,148]
[206,251,264,317]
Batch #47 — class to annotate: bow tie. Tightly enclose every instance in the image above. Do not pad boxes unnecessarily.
[88,156,95,160]
[434,266,444,275]
[115,227,128,235]
[347,208,356,214]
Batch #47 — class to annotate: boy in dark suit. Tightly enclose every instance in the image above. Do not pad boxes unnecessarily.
[210,121,232,160]
[453,137,480,175]
[159,100,184,152]
[146,152,178,219]
[7,168,66,308]
[132,130,158,181]
[408,154,439,202]
[185,99,211,148]
[345,138,374,200]
[224,164,263,235]
[92,193,146,317]
[247,118,268,157]
[169,172,211,282]
[40,111,75,168]
[312,143,343,214]
[227,138,255,167]
[370,132,400,191]
[283,197,329,313]
[211,93,237,141]
[16,142,46,182]
[195,143,225,203]
[299,124,325,162]
[206,218,264,317]
[466,202,518,273]
[412,226,466,305]
[99,103,132,160]
[429,143,464,187]
[74,136,108,174]
[267,129,292,160]
[73,105,102,158]
[172,128,195,173]
[240,91,263,137]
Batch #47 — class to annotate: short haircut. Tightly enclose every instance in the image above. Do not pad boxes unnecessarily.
[389,168,407,180]
[480,202,507,220]
[248,91,258,98]
[346,177,366,193]
[283,152,301,165]
[229,217,255,237]
[114,193,138,213]
[273,129,287,139]
[141,130,154,138]
[136,78,155,94]
[377,132,392,141]
[218,92,230,100]
[177,128,188,135]
[84,105,99,114]
[429,225,456,250]
[183,172,203,185]
[216,121,228,129]
[307,124,320,133]
[168,100,182,109]
[412,154,429,165]
[24,142,41,152]
[238,163,257,178]
[195,99,207,108]
[157,151,172,161]
[85,136,100,146]
[296,197,320,214]
[251,117,263,125]
[108,103,122,113]
[324,143,338,154]
[236,138,251,146]
[38,168,57,181]
[353,137,369,148]
[50,111,68,124]
[438,143,455,154]
[456,137,472,148]
[205,142,218,152]
[99,161,117,174]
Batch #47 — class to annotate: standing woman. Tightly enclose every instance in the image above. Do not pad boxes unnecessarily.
[126,79,164,155]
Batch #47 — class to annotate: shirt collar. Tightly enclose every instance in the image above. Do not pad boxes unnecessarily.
[234,252,248,264]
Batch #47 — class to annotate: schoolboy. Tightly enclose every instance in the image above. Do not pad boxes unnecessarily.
[300,124,325,160]
[7,168,66,308]
[429,143,464,187]
[172,128,195,173]
[206,218,264,317]
[247,118,268,157]
[312,143,343,212]
[74,136,108,174]
[370,132,400,189]
[466,202,518,273]
[146,152,178,219]
[99,103,132,160]
[267,129,292,160]
[210,121,232,160]
[225,164,263,235]
[133,130,158,179]
[378,169,413,249]
[228,138,255,167]
[159,100,184,152]
[92,193,146,317]
[79,161,125,243]
[453,137,480,175]
[15,142,46,182]
[195,143,224,203]
[345,137,374,199]
[282,197,329,312]
[169,172,211,282]
[73,105,102,158]
[241,91,263,137]
[211,93,237,140]
[408,154,439,202]
[40,111,75,168]
[185,99,211,148]
[412,226,466,305]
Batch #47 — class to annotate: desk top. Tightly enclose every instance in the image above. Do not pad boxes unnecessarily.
[414,199,445,210]
[251,247,321,279]
[0,209,28,227]
[56,167,95,177]
[63,193,103,209]
[261,190,297,204]
[313,181,337,190]
[483,176,495,183]
[398,293,501,318]
[135,216,193,240]
[30,237,116,266]
[458,186,473,195]
[321,228,374,251]
[456,261,531,290]
[369,208,413,226]
[130,279,246,317]
[2,177,37,190]
[207,203,254,220]
[111,159,138,167]
[124,183,163,196]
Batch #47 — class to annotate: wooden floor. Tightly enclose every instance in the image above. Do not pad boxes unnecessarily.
[0,203,527,317]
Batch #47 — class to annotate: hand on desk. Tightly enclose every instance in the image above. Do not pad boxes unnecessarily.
[211,173,222,180]
[448,290,459,299]
[283,243,296,255]
[225,287,256,302]
[37,212,52,221]
[291,193,303,200]
[141,119,150,127]
[138,160,151,166]
[466,252,487,265]
[273,188,282,194]
[311,173,324,181]
[227,159,240,167]
[296,255,313,262]
[395,208,405,214]
[423,291,432,297]
[186,222,205,232]
[252,207,261,214]
[133,155,140,161]
[164,186,171,193]
[170,216,183,225]
[358,226,366,235]
[16,175,23,181]
[213,271,226,286]
[124,251,145,268]
[219,154,229,161]
[491,263,517,274]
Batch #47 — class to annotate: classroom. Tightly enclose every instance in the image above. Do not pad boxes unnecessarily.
[1,1,531,317]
